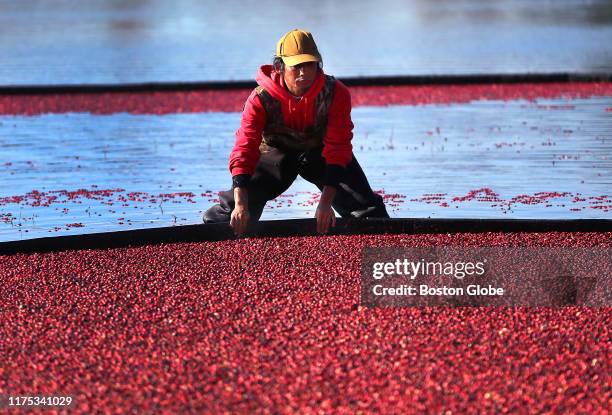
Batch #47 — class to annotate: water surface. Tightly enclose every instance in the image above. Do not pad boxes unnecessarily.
[1,95,610,241]
[1,0,611,86]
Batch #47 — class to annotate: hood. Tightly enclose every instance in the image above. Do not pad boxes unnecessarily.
[255,64,325,102]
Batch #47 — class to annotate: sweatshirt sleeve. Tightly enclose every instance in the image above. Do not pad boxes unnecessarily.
[322,80,354,187]
[228,89,267,177]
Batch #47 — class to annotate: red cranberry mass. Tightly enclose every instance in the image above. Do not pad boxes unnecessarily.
[0,231,609,413]
[1,82,610,115]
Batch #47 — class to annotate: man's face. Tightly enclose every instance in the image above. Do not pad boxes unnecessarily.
[283,61,318,96]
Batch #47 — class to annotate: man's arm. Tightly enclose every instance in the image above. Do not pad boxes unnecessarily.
[315,185,337,234]
[230,187,250,237]
[228,91,267,236]
[321,80,354,180]
[315,80,354,233]
[229,90,267,179]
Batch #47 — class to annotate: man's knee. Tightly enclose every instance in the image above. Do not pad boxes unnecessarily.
[203,201,267,224]
[342,192,389,219]
[350,195,390,219]
[369,193,390,217]
[203,204,230,223]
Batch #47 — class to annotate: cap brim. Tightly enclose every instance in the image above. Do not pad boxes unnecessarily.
[281,54,320,67]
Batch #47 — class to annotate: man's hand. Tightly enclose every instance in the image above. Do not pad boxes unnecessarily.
[230,187,250,237]
[315,186,337,234]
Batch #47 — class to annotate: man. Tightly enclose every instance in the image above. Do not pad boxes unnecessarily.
[203,29,389,236]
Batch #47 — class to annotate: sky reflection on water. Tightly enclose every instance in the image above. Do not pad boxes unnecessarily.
[1,95,610,241]
[1,0,611,85]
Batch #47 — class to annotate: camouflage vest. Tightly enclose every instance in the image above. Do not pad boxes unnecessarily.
[255,75,336,153]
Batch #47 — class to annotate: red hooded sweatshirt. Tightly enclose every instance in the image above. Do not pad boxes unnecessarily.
[229,65,354,178]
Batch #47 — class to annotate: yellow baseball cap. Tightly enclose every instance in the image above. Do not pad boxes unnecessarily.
[276,29,321,67]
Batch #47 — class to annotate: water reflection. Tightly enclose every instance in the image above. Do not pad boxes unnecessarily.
[0,0,610,85]
[0,95,610,241]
